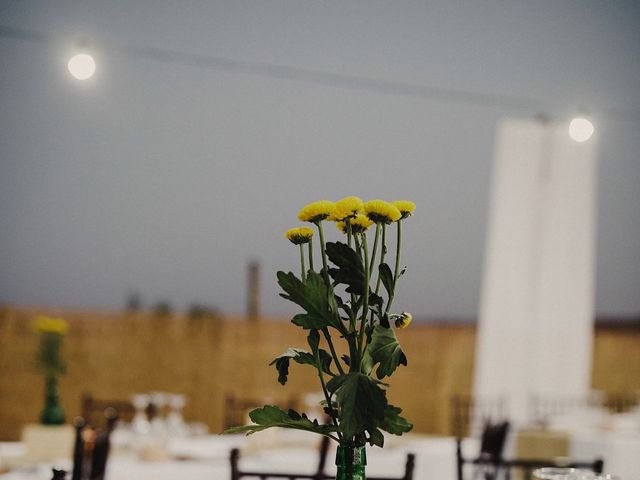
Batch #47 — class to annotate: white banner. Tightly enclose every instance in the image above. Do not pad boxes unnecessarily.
[474,117,598,425]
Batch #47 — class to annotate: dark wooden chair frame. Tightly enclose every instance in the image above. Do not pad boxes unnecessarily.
[455,438,604,480]
[230,436,415,480]
[72,408,119,480]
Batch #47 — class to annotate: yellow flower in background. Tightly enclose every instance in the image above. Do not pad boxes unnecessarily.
[34,316,68,335]
[285,227,314,245]
[391,200,416,220]
[331,196,364,221]
[394,312,413,329]
[298,200,336,223]
[336,214,374,234]
[364,199,402,224]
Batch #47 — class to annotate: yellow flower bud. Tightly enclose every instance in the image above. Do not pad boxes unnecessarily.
[394,312,412,329]
[336,214,374,234]
[33,316,68,335]
[297,200,336,223]
[332,196,365,221]
[285,226,314,245]
[391,200,416,220]
[364,199,402,224]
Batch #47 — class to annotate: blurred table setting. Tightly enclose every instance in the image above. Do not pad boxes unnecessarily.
[516,400,640,480]
[1,430,468,480]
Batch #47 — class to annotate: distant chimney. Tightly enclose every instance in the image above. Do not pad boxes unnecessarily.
[247,260,260,321]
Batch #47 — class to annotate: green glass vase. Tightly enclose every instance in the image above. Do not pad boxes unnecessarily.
[40,376,65,425]
[335,445,366,480]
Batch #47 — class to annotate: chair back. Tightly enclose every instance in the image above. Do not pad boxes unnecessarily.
[479,421,510,460]
[72,408,118,480]
[451,394,507,439]
[229,438,415,480]
[50,408,118,480]
[456,442,603,480]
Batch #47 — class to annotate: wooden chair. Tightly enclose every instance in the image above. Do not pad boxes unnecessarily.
[73,408,118,480]
[455,420,603,480]
[230,435,415,480]
[451,394,508,439]
[457,456,604,480]
[456,420,510,480]
[50,408,118,480]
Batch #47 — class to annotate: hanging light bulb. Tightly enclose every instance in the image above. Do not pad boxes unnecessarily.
[67,52,96,80]
[569,117,595,142]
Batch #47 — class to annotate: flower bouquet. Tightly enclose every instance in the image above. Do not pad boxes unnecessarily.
[33,316,68,425]
[227,197,416,479]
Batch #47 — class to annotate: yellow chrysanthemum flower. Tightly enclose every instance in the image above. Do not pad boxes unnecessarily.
[33,316,68,335]
[331,196,364,221]
[394,312,413,329]
[336,214,374,234]
[297,200,336,223]
[391,200,416,220]
[364,199,402,224]
[285,226,314,245]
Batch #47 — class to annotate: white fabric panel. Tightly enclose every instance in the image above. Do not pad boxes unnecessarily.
[474,117,598,425]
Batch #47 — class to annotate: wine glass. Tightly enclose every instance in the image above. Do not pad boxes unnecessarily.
[167,394,187,437]
[131,393,151,435]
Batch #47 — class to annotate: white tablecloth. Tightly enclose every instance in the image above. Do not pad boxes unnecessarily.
[570,431,640,480]
[0,433,465,480]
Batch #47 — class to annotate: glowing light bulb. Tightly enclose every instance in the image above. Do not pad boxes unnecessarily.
[67,53,96,80]
[569,117,594,142]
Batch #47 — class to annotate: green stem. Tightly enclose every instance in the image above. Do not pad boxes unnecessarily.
[385,220,403,315]
[316,221,346,376]
[374,224,387,295]
[346,222,357,333]
[322,327,345,376]
[299,244,306,282]
[368,223,381,276]
[314,340,343,442]
[308,238,314,271]
[357,234,370,368]
[317,222,330,283]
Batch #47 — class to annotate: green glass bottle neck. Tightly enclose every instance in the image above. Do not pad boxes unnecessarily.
[335,446,366,480]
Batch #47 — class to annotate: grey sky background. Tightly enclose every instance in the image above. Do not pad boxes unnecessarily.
[1,1,639,318]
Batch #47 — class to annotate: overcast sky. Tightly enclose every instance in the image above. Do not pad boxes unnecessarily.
[1,1,639,318]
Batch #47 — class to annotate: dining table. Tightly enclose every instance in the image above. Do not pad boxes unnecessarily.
[0,430,473,480]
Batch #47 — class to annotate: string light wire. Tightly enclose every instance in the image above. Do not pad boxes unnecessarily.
[1,24,639,124]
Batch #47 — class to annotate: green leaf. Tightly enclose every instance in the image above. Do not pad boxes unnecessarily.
[270,346,334,385]
[363,325,408,379]
[341,354,351,367]
[291,313,326,330]
[380,405,413,435]
[367,427,385,447]
[328,373,387,438]
[326,242,365,295]
[278,271,334,329]
[378,263,394,298]
[224,405,338,438]
[368,292,383,308]
[326,374,349,394]
[307,329,320,352]
[335,295,355,320]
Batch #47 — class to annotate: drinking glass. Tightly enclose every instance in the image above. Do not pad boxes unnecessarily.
[533,468,597,480]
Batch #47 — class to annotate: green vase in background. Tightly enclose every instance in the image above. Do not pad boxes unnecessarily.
[40,376,65,425]
[335,445,366,480]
